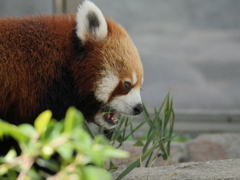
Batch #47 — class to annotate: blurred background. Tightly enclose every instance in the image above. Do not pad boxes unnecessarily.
[1,0,240,136]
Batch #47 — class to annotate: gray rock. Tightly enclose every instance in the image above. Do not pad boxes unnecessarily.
[186,133,240,162]
[110,133,240,168]
[113,159,240,180]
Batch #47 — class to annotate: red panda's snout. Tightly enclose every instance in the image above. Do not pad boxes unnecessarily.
[94,87,143,129]
[94,72,143,129]
[108,87,143,115]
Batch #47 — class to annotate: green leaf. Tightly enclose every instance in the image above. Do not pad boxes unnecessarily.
[81,166,112,180]
[41,119,57,141]
[145,150,154,167]
[142,134,154,154]
[34,110,52,135]
[0,130,3,139]
[64,107,84,134]
[84,148,104,167]
[115,143,158,180]
[124,120,146,141]
[56,142,74,160]
[133,140,144,147]
[111,117,134,145]
[46,120,63,140]
[0,165,8,176]
[0,92,175,180]
[84,120,96,139]
[35,158,59,172]
[94,135,109,146]
[0,120,29,142]
[18,124,37,137]
[110,116,126,141]
[108,160,118,171]
[143,104,152,125]
[74,129,92,150]
[162,152,168,160]
[4,149,17,163]
[102,147,129,159]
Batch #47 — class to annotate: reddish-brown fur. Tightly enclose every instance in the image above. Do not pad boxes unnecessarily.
[79,18,143,100]
[0,14,143,125]
[0,3,144,163]
[0,15,78,124]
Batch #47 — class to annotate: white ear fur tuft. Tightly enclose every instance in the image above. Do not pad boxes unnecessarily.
[76,1,108,43]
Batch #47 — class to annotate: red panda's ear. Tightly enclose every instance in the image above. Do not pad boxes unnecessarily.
[76,1,108,43]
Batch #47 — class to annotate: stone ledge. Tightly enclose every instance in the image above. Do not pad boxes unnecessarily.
[113,159,240,180]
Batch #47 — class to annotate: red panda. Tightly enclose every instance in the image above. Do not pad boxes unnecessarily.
[0,1,143,131]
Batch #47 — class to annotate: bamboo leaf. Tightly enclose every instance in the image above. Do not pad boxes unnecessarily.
[142,129,156,154]
[124,120,146,141]
[133,140,144,147]
[142,104,151,124]
[84,120,96,139]
[115,144,158,180]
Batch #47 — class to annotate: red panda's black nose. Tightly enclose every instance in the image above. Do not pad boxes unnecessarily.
[133,103,143,115]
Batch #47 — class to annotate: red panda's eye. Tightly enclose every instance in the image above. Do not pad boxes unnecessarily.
[124,81,132,93]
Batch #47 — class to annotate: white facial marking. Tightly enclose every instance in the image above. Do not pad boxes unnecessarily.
[95,71,119,103]
[76,1,108,42]
[109,87,142,115]
[94,113,117,129]
[133,72,138,85]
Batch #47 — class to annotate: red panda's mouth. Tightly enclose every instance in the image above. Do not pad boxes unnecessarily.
[103,112,118,125]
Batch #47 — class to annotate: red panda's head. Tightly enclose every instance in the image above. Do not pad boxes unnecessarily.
[74,1,143,129]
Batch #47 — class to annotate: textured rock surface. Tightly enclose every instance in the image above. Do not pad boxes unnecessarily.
[113,159,240,180]
[185,133,240,162]
[113,133,240,167]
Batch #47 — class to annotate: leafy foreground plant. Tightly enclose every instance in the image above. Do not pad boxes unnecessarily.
[85,92,175,180]
[0,107,129,180]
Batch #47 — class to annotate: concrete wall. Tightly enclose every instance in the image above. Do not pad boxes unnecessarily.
[0,0,52,17]
[2,0,239,30]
